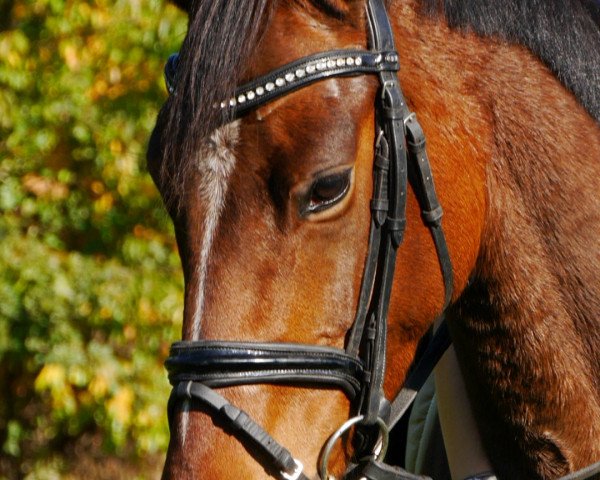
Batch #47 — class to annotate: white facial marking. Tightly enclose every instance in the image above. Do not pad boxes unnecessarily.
[191,122,239,340]
[179,399,190,446]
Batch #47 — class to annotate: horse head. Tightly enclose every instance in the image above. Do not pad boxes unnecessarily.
[147,0,600,478]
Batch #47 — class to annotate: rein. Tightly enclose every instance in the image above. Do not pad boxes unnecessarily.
[163,0,454,478]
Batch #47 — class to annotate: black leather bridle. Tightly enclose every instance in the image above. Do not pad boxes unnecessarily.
[162,0,455,478]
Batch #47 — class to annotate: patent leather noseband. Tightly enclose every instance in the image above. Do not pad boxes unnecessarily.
[164,0,454,478]
[167,342,365,399]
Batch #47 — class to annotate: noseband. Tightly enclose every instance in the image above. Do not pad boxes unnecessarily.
[163,0,454,478]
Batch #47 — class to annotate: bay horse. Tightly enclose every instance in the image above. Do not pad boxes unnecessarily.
[146,0,600,478]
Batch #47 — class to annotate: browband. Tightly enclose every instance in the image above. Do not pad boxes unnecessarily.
[164,49,399,118]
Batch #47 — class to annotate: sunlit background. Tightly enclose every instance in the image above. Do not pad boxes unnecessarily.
[0,1,187,478]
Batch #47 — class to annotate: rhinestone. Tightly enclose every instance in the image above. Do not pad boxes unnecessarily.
[386,53,398,63]
[275,77,285,87]
[220,101,227,109]
[316,62,326,71]
[374,54,382,64]
[336,58,345,67]
[296,68,306,77]
[327,59,336,68]
[247,91,255,100]
[229,98,236,106]
[238,94,246,103]
[346,57,355,65]
[285,72,295,82]
[256,86,265,95]
[266,82,275,91]
[355,56,362,66]
[306,65,316,74]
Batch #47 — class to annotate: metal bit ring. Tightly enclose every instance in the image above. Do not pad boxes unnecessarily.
[319,415,389,480]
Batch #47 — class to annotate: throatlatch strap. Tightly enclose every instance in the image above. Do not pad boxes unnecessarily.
[405,116,453,308]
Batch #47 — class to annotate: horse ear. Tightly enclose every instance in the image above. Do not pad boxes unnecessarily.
[171,0,191,13]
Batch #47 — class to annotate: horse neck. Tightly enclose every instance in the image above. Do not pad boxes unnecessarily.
[448,40,600,478]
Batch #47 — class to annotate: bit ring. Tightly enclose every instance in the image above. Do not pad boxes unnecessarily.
[319,415,389,480]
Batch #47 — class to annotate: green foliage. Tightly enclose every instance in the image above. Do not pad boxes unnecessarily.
[0,0,187,477]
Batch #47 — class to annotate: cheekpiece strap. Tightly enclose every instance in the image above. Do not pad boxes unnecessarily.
[356,0,411,430]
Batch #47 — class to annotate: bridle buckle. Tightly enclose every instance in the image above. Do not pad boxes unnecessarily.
[281,458,304,480]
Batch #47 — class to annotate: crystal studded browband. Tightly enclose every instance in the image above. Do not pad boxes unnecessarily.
[164,48,400,118]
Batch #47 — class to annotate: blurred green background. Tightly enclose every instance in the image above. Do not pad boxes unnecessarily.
[0,0,187,478]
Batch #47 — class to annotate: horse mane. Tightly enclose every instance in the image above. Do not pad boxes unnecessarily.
[420,0,600,124]
[159,0,272,205]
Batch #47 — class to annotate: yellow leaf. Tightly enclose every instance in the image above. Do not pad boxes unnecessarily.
[62,44,80,71]
[89,374,109,399]
[34,363,66,392]
[99,305,112,319]
[107,387,134,425]
[94,193,114,214]
[68,365,88,387]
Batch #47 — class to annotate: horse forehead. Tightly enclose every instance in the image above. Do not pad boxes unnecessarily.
[245,3,364,78]
[196,122,239,177]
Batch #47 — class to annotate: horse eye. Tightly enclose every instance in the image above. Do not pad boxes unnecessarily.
[306,170,351,214]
